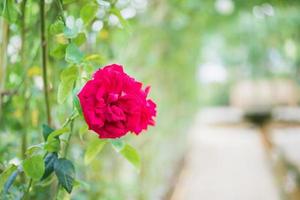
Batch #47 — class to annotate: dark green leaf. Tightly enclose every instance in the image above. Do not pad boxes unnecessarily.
[42,124,55,141]
[65,43,84,64]
[54,158,75,193]
[23,155,45,180]
[80,3,98,25]
[0,164,17,193]
[41,153,58,180]
[3,170,19,193]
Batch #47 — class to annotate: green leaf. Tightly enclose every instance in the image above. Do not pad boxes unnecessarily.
[2,0,19,22]
[57,80,74,104]
[74,33,86,46]
[110,141,141,170]
[80,3,98,25]
[47,127,69,142]
[84,139,106,165]
[57,66,78,104]
[63,0,75,4]
[110,139,125,152]
[23,155,45,180]
[3,170,19,193]
[54,158,75,193]
[60,65,78,84]
[63,27,78,39]
[41,153,58,180]
[84,54,105,64]
[120,144,141,170]
[50,44,67,59]
[65,43,84,64]
[26,144,45,156]
[45,138,60,152]
[42,124,55,141]
[50,20,64,35]
[73,94,83,116]
[0,164,17,193]
[109,8,131,32]
[79,124,88,140]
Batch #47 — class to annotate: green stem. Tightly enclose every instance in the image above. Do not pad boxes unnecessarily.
[20,0,28,184]
[22,178,32,200]
[56,0,66,23]
[20,0,28,157]
[55,0,71,43]
[0,18,9,122]
[40,0,51,125]
[63,120,74,158]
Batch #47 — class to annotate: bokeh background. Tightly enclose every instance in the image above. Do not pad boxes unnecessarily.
[1,0,300,199]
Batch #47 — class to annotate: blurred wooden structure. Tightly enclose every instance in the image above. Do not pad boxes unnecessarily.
[170,79,300,200]
[230,79,299,108]
[230,80,300,199]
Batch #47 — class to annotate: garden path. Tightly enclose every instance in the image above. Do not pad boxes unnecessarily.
[170,107,281,200]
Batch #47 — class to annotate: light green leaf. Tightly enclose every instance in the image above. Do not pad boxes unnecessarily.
[47,127,69,142]
[50,44,67,59]
[50,20,64,35]
[26,144,45,156]
[84,54,105,64]
[45,138,60,152]
[23,155,45,180]
[109,8,131,32]
[63,0,75,4]
[0,164,17,193]
[2,0,19,22]
[120,144,141,170]
[65,43,84,64]
[79,124,88,140]
[74,33,86,46]
[57,80,75,104]
[54,158,75,193]
[57,66,78,104]
[60,65,78,81]
[84,139,107,165]
[73,94,83,116]
[63,27,78,39]
[80,3,98,25]
[110,139,125,152]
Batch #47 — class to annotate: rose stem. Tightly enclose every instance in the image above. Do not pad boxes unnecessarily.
[0,16,9,122]
[20,0,29,184]
[40,0,51,125]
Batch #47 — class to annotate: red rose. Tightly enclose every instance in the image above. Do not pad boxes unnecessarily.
[78,64,156,139]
